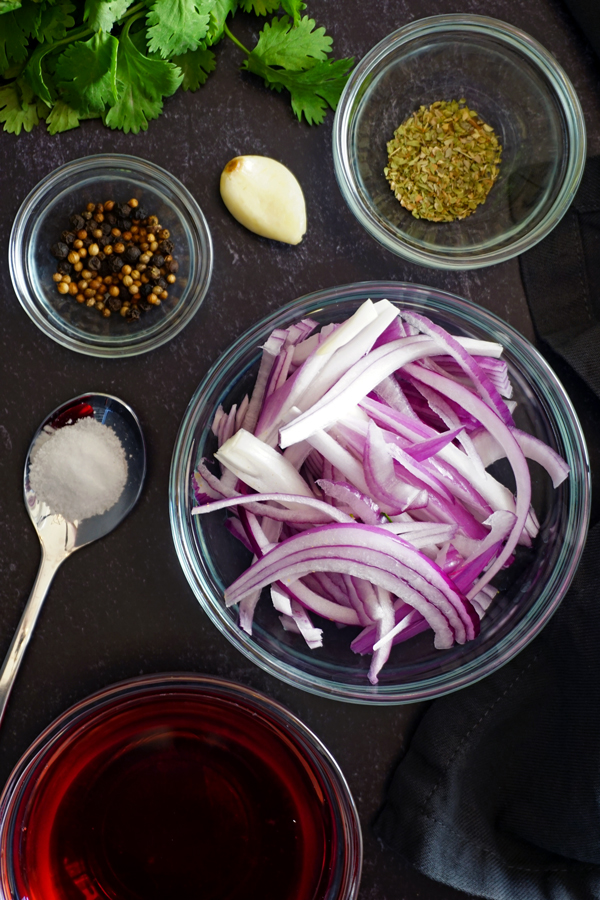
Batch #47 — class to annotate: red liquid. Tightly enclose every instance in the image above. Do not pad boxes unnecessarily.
[13,692,335,900]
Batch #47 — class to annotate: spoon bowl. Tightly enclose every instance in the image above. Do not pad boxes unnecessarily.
[25,393,146,549]
[0,394,146,728]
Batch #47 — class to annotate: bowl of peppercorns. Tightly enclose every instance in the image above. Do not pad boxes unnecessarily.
[9,154,213,357]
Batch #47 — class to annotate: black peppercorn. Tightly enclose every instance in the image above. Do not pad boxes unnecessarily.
[117,204,131,218]
[56,260,73,275]
[119,285,131,300]
[139,298,152,311]
[140,283,153,297]
[129,307,141,321]
[87,256,101,271]
[106,213,117,226]
[70,214,84,231]
[51,242,69,259]
[157,277,168,290]
[166,259,179,274]
[61,231,75,245]
[121,218,132,231]
[132,206,147,220]
[158,240,174,255]
[125,245,141,263]
[101,221,112,235]
[151,254,165,268]
[107,296,122,312]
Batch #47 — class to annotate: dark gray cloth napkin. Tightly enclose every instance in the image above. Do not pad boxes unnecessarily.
[374,158,600,899]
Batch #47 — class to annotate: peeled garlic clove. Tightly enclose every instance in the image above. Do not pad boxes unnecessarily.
[220,155,307,245]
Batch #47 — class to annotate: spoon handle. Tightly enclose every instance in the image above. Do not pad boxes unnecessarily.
[0,550,62,728]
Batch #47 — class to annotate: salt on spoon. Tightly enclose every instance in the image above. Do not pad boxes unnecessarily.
[29,416,128,522]
[0,394,146,730]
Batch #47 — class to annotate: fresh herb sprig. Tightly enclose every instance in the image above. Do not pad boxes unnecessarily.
[0,0,353,135]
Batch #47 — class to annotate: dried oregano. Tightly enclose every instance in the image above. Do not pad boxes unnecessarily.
[384,99,502,223]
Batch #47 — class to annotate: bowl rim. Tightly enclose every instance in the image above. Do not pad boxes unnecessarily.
[169,281,591,704]
[9,153,213,358]
[0,673,363,900]
[332,14,587,270]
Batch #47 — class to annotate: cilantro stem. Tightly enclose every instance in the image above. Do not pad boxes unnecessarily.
[223,23,251,56]
[117,2,148,24]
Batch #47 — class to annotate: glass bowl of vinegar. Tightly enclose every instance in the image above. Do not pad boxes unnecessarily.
[0,674,362,900]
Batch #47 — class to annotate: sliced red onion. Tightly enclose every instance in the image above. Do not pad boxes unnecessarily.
[403,363,531,598]
[401,311,514,426]
[317,479,382,525]
[224,524,476,648]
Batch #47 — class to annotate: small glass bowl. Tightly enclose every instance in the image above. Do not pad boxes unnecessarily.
[333,15,586,270]
[169,283,590,704]
[0,674,362,900]
[9,154,213,357]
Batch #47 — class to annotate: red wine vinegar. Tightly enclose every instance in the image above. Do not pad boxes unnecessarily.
[12,693,336,900]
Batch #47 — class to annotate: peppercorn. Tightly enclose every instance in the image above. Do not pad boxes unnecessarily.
[166,259,179,274]
[158,240,174,255]
[148,266,161,281]
[132,206,147,221]
[82,211,92,221]
[125,245,141,263]
[108,255,124,273]
[51,242,69,259]
[57,282,69,294]
[157,277,168,290]
[121,218,132,231]
[139,298,152,311]
[151,254,165,268]
[129,307,141,321]
[167,274,176,284]
[107,296,122,312]
[87,256,101,272]
[56,260,72,276]
[70,214,84,231]
[61,231,75,245]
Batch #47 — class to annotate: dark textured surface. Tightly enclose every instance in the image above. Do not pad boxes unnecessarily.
[0,2,599,899]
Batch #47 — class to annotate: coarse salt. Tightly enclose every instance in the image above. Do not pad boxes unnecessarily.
[29,417,128,522]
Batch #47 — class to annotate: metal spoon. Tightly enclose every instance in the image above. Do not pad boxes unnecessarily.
[0,393,146,727]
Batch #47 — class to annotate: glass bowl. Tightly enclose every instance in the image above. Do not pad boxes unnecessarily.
[169,282,590,704]
[9,154,213,357]
[0,674,362,900]
[332,15,586,270]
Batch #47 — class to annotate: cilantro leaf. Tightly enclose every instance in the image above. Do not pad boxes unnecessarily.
[0,3,40,71]
[171,46,216,90]
[83,0,132,33]
[244,53,353,124]
[36,1,76,43]
[238,0,279,15]
[146,0,215,57]
[0,78,46,134]
[279,0,304,27]
[252,15,331,70]
[104,23,182,133]
[205,0,236,44]
[46,98,80,134]
[55,31,118,115]
[0,1,22,13]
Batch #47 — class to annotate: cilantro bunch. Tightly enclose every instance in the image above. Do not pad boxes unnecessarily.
[0,0,354,135]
